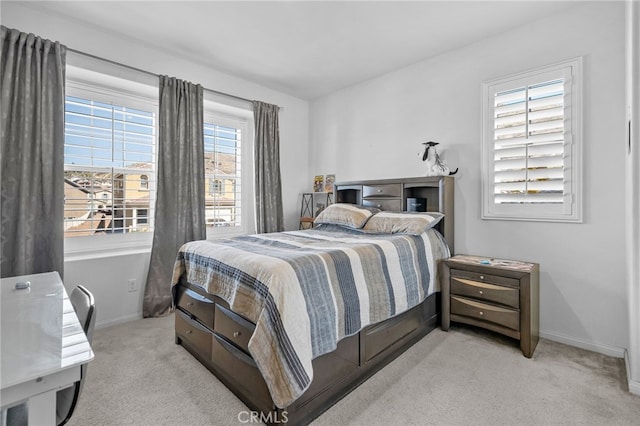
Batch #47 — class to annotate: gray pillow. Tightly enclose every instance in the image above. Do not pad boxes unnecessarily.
[363,211,444,235]
[314,203,380,229]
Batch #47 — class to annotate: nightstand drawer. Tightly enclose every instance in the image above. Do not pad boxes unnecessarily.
[362,199,402,211]
[451,296,520,331]
[451,269,519,289]
[362,184,401,198]
[451,277,519,309]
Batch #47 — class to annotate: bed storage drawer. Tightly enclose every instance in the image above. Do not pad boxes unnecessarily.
[212,334,273,412]
[362,184,402,198]
[175,286,215,329]
[450,277,519,309]
[450,296,519,331]
[363,303,421,363]
[362,199,403,211]
[175,309,213,361]
[215,304,255,353]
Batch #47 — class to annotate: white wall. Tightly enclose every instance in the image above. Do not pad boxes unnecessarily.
[310,2,628,355]
[1,2,310,327]
[64,251,151,328]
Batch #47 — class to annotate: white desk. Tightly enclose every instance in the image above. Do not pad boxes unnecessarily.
[1,272,94,426]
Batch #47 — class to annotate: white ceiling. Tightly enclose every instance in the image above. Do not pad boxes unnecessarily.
[13,1,580,100]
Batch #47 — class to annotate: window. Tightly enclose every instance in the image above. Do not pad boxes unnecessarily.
[481,58,582,222]
[135,208,149,225]
[208,178,223,196]
[64,86,156,238]
[203,117,243,231]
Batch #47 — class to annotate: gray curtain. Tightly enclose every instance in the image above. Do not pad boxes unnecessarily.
[253,101,283,233]
[143,76,206,317]
[0,26,66,278]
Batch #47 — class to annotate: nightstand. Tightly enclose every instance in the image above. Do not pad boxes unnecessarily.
[441,254,540,357]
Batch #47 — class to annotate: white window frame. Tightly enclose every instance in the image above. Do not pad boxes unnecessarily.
[64,65,158,256]
[203,100,255,240]
[481,58,583,222]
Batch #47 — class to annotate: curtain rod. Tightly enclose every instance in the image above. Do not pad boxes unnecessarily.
[67,47,257,106]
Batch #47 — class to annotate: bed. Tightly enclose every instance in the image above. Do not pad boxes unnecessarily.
[172,176,454,425]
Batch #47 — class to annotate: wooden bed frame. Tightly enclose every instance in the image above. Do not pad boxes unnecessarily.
[174,176,454,425]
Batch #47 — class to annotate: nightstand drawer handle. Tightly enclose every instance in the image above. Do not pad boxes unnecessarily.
[187,302,194,307]
[478,290,484,295]
[377,189,382,193]
[480,275,485,280]
[479,311,484,316]
[233,331,241,338]
[186,330,193,335]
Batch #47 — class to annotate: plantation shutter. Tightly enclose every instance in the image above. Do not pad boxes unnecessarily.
[482,58,582,222]
[493,78,567,204]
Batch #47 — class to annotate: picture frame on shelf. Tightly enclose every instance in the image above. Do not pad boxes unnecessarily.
[324,174,335,193]
[313,175,324,192]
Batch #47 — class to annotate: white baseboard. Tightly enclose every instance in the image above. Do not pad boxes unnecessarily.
[96,313,143,330]
[624,350,640,396]
[539,330,626,358]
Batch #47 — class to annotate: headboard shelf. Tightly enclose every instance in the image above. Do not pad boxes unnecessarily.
[334,176,454,252]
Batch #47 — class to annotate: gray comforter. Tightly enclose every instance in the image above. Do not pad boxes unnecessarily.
[171,225,449,408]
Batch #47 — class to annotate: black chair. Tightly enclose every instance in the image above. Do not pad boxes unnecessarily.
[6,285,96,426]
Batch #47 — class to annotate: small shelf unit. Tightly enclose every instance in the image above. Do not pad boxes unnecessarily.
[299,192,333,229]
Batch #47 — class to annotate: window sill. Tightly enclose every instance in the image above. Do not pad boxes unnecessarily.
[64,233,153,261]
[64,246,152,262]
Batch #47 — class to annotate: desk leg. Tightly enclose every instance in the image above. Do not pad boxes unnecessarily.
[28,391,56,426]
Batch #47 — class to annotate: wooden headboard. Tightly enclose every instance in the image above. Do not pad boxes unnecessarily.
[334,176,454,253]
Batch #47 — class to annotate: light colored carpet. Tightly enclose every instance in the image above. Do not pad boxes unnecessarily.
[67,314,640,426]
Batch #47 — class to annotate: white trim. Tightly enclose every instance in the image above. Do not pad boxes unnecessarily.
[625,350,640,395]
[626,0,640,394]
[203,108,256,239]
[539,330,626,359]
[64,244,151,262]
[66,64,158,105]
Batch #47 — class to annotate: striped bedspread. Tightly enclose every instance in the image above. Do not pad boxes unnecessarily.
[171,225,450,408]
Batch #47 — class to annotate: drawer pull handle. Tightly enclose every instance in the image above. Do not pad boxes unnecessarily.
[478,290,484,295]
[377,189,382,193]
[187,302,194,307]
[479,311,484,316]
[233,331,241,338]
[480,275,485,280]
[186,330,193,335]
[377,204,382,208]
